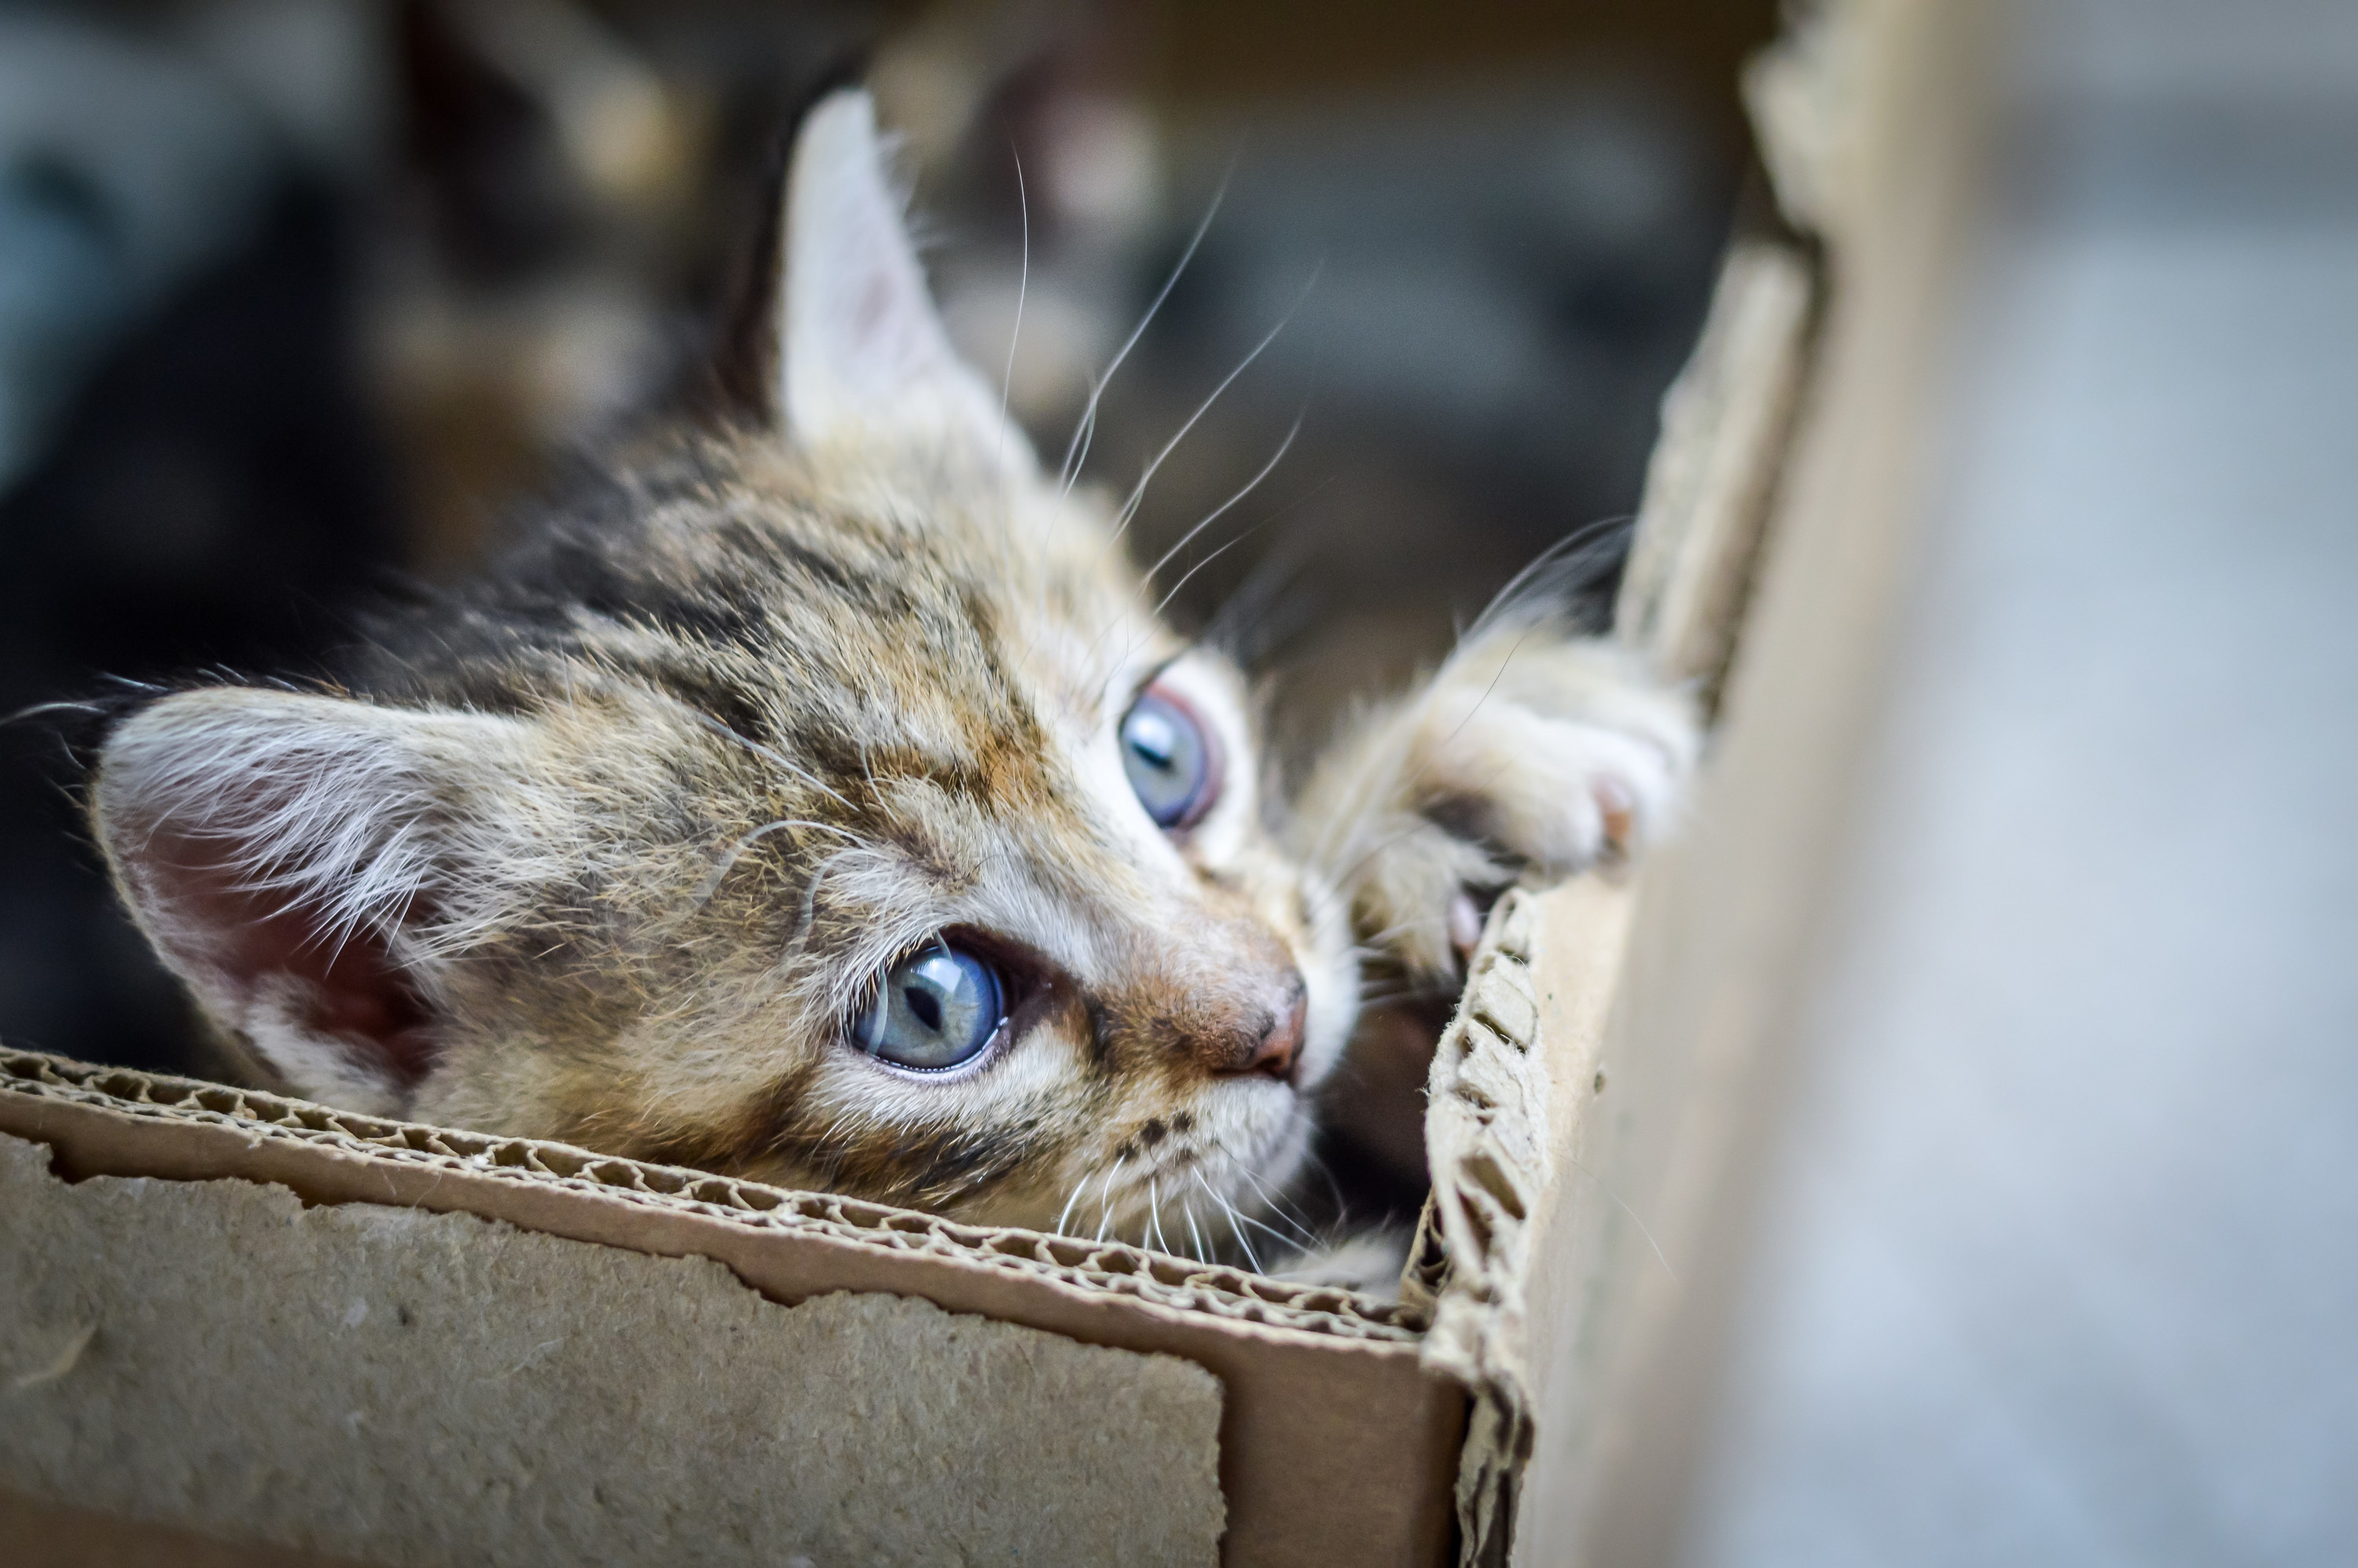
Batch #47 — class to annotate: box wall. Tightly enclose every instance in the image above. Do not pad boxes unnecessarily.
[0,1056,1461,1568]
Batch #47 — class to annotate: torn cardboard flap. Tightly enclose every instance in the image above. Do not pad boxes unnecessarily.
[0,1130,1226,1566]
[1413,881,1636,1568]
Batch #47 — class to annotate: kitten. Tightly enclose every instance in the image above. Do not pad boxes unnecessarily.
[80,92,1695,1272]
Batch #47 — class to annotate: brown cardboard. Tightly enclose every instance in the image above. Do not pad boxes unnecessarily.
[1409,123,1821,1568]
[0,1129,1225,1566]
[0,1052,1460,1567]
[0,1492,377,1567]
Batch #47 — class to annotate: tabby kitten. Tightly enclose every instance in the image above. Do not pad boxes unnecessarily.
[84,92,1695,1269]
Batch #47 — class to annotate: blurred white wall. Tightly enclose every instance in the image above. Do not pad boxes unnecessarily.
[1679,2,2358,1563]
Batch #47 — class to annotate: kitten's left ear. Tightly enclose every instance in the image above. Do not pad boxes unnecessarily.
[758,89,1035,473]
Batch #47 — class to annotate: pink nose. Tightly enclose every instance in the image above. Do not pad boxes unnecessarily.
[1239,987,1307,1085]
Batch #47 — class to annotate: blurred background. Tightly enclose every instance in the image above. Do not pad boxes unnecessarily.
[0,0,1771,1077]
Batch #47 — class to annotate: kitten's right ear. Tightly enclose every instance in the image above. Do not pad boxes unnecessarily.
[718,88,1034,472]
[91,688,540,1116]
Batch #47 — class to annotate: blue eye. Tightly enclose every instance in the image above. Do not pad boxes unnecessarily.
[1120,684,1220,829]
[851,942,1005,1071]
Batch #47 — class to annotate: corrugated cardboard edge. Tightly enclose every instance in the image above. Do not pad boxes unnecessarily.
[1413,79,1824,1568]
[0,1053,1461,1568]
[2,1129,1229,1566]
[1407,890,1564,1566]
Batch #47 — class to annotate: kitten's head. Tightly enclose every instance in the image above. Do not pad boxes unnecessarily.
[86,92,1358,1244]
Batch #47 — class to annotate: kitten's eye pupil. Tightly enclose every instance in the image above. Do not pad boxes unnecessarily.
[1120,685,1218,830]
[852,943,1002,1071]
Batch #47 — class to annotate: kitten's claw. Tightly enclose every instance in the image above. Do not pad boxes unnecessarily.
[1596,776,1637,854]
[1446,890,1485,960]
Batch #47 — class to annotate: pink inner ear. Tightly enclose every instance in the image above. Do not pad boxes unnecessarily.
[141,821,438,1090]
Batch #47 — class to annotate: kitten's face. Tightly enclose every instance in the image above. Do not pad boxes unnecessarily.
[402,436,1359,1235]
[87,93,1358,1244]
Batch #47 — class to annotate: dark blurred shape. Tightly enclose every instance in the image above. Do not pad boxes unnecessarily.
[0,13,274,490]
[0,186,401,1071]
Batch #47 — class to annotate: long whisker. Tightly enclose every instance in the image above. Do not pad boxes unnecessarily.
[1139,410,1305,593]
[1198,1170,1265,1272]
[1151,528,1254,622]
[1000,145,1029,441]
[1094,1154,1129,1242]
[1235,1206,1317,1255]
[1231,1162,1320,1247]
[1147,1175,1172,1256]
[1060,157,1236,493]
[1053,1168,1089,1237]
[1073,295,1319,692]
[1104,264,1322,553]
[1459,514,1633,646]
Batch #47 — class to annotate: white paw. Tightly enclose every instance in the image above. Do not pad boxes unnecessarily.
[1415,635,1698,887]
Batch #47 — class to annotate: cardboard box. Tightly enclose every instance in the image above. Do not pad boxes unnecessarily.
[0,3,1991,1559]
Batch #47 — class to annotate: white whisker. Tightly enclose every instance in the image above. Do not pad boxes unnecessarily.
[1139,411,1304,593]
[1094,1154,1129,1242]
[1198,1170,1264,1272]
[1151,530,1253,622]
[1052,1169,1089,1236]
[1000,145,1028,442]
[1104,265,1321,553]
[1060,160,1235,493]
[1233,1162,1320,1247]
[1147,1175,1171,1255]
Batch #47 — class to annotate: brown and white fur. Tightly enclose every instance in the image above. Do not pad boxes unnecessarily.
[83,93,1695,1278]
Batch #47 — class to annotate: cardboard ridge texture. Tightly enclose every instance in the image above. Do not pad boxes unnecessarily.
[0,1048,1460,1568]
[0,1127,1229,1566]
